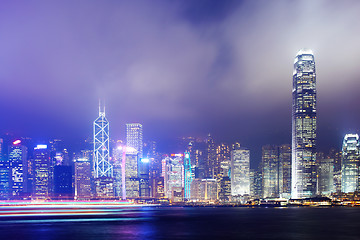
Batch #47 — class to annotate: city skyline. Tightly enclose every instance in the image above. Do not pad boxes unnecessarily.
[1,2,360,239]
[1,1,360,163]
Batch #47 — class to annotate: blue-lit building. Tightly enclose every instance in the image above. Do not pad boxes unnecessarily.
[8,140,28,198]
[292,49,317,199]
[0,138,10,200]
[93,104,112,178]
[54,165,73,199]
[184,152,192,200]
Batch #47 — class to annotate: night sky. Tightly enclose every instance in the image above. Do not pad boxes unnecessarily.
[1,1,360,164]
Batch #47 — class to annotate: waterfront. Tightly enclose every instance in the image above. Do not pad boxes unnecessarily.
[0,206,359,240]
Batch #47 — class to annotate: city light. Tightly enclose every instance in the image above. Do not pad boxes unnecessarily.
[35,144,47,149]
[13,140,21,145]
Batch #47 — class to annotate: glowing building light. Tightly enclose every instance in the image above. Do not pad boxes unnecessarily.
[93,103,112,178]
[13,140,21,145]
[35,144,48,150]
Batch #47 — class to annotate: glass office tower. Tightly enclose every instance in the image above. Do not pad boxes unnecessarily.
[341,134,360,193]
[292,49,317,199]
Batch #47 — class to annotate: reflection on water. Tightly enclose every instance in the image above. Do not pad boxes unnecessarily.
[1,207,360,240]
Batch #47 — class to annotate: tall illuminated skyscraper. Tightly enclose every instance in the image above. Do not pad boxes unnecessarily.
[124,147,139,199]
[126,123,143,158]
[163,155,184,200]
[93,104,112,178]
[262,145,281,198]
[292,49,317,199]
[34,145,50,199]
[184,152,192,200]
[341,134,360,193]
[8,140,28,198]
[75,158,91,200]
[230,146,250,196]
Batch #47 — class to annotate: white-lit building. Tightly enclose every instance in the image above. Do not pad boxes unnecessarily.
[125,147,139,198]
[33,145,50,199]
[75,158,91,200]
[231,147,250,196]
[292,49,317,199]
[126,123,143,158]
[163,155,184,200]
[341,134,360,193]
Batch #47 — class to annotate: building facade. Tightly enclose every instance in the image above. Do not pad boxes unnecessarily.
[126,123,143,158]
[75,158,91,200]
[33,145,51,199]
[93,104,112,178]
[262,145,282,198]
[341,134,360,193]
[8,140,28,198]
[230,147,250,196]
[163,155,184,200]
[292,49,317,199]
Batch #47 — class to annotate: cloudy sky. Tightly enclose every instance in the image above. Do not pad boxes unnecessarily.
[1,0,360,163]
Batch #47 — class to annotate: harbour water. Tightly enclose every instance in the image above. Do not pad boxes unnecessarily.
[0,206,359,240]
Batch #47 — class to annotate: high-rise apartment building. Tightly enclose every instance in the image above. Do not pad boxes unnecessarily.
[292,49,317,199]
[126,123,143,158]
[341,134,360,193]
[230,147,250,196]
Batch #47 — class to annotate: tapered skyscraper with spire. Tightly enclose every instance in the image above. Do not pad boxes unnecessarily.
[93,103,112,178]
[292,49,317,199]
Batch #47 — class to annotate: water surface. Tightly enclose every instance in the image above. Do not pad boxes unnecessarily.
[0,207,359,240]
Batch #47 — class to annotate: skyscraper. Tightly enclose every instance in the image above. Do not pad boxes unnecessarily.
[163,155,184,200]
[124,147,139,199]
[341,134,360,193]
[292,49,317,199]
[0,138,10,200]
[279,144,291,198]
[93,104,112,178]
[206,134,216,178]
[262,145,282,198]
[317,155,334,196]
[53,165,72,199]
[126,123,143,158]
[33,145,51,199]
[75,158,91,200]
[184,152,192,200]
[138,157,150,198]
[230,147,250,196]
[8,140,28,198]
